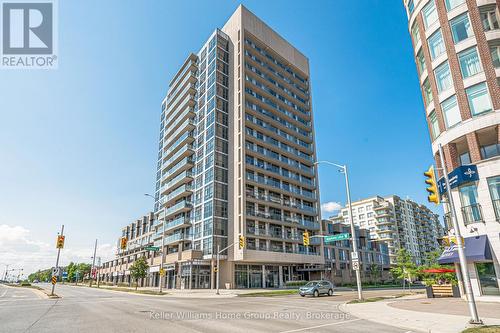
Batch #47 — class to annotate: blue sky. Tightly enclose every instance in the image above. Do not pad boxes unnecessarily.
[0,0,439,275]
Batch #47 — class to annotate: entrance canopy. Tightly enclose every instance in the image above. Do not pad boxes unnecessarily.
[438,235,492,264]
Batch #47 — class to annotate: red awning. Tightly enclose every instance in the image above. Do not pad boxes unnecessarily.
[422,268,456,273]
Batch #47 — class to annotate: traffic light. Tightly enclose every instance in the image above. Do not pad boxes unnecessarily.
[424,165,440,204]
[56,235,65,249]
[239,235,245,249]
[120,237,127,250]
[302,231,310,246]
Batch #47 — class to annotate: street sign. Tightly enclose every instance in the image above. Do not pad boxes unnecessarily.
[438,165,479,195]
[352,260,360,271]
[351,252,358,260]
[324,233,350,243]
[51,276,57,285]
[159,268,165,277]
[145,246,160,251]
[51,267,61,277]
[62,271,68,279]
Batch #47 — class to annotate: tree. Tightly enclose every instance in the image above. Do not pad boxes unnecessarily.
[417,250,457,286]
[129,256,149,290]
[390,249,417,290]
[368,264,382,282]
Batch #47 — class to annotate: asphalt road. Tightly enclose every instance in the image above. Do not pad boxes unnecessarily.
[0,284,414,333]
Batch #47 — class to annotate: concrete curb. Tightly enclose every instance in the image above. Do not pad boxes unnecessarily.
[341,298,500,333]
[3,284,53,300]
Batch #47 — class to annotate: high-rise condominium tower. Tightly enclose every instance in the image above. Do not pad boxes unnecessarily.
[152,5,321,289]
[403,0,500,297]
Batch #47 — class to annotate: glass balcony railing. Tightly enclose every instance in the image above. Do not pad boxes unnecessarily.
[164,216,190,231]
[461,203,483,225]
[165,200,192,216]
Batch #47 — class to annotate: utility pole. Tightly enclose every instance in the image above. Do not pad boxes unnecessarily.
[3,264,9,281]
[216,244,220,295]
[90,239,97,287]
[315,161,363,301]
[51,224,64,296]
[97,257,101,288]
[438,144,481,324]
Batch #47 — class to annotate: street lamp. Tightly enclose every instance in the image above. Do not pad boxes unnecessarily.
[315,160,363,301]
[145,193,166,293]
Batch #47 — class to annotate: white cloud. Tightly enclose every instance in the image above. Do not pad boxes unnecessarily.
[321,201,342,217]
[0,224,116,279]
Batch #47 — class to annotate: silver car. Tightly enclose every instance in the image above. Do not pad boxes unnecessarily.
[299,280,335,297]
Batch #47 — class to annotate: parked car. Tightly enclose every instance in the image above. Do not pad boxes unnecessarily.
[299,280,335,297]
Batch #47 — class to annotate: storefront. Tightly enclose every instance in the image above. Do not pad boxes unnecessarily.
[438,235,500,297]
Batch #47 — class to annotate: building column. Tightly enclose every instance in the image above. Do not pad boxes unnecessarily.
[278,266,283,288]
[466,132,482,163]
[262,265,266,288]
[443,142,459,171]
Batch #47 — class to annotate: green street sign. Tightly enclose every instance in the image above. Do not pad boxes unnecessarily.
[324,233,350,243]
[145,246,160,251]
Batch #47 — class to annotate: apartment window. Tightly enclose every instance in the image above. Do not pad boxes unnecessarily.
[458,48,482,78]
[487,176,500,219]
[411,22,420,45]
[490,44,500,68]
[481,143,500,159]
[481,8,499,31]
[417,50,426,75]
[441,96,461,128]
[460,152,471,165]
[429,111,440,140]
[422,1,438,28]
[407,0,415,15]
[459,184,482,224]
[445,0,465,11]
[422,79,433,106]
[450,14,473,44]
[428,30,446,60]
[435,62,452,93]
[466,83,492,116]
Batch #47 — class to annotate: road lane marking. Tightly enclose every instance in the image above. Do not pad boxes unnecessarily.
[278,318,362,333]
[0,290,7,298]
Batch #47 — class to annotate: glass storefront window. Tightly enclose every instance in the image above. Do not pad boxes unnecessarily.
[476,262,500,295]
[488,176,500,220]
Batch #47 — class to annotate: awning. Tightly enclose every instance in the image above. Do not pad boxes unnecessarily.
[422,268,456,273]
[438,235,492,264]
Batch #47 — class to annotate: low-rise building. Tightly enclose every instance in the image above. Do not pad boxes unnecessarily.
[328,195,445,265]
[322,220,391,285]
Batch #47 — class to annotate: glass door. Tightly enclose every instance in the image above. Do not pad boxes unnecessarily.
[476,262,500,296]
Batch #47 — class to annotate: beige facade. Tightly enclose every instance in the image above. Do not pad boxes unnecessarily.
[404,0,500,297]
[329,195,444,265]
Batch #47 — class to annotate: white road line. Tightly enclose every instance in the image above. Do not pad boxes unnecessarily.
[0,290,7,298]
[278,318,362,333]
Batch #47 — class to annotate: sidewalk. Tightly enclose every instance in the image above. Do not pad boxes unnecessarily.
[341,294,500,333]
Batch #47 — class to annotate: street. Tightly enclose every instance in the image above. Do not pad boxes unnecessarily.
[0,284,412,333]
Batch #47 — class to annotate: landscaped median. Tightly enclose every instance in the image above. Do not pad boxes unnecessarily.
[7,282,60,298]
[346,292,416,304]
[72,283,168,296]
[462,326,500,333]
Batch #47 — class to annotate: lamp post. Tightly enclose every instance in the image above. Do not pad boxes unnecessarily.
[145,193,166,293]
[315,160,363,301]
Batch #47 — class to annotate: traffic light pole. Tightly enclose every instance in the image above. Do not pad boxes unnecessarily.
[438,144,481,324]
[215,240,240,295]
[51,224,64,296]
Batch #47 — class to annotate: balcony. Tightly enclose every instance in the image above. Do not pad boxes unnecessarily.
[461,204,483,225]
[164,200,192,219]
[164,216,190,232]
[164,233,191,245]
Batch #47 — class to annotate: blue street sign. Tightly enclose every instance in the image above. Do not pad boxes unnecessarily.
[62,271,68,278]
[438,165,479,195]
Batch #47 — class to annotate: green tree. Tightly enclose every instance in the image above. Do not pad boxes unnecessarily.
[129,256,149,290]
[417,250,457,286]
[390,249,417,289]
[368,264,382,282]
